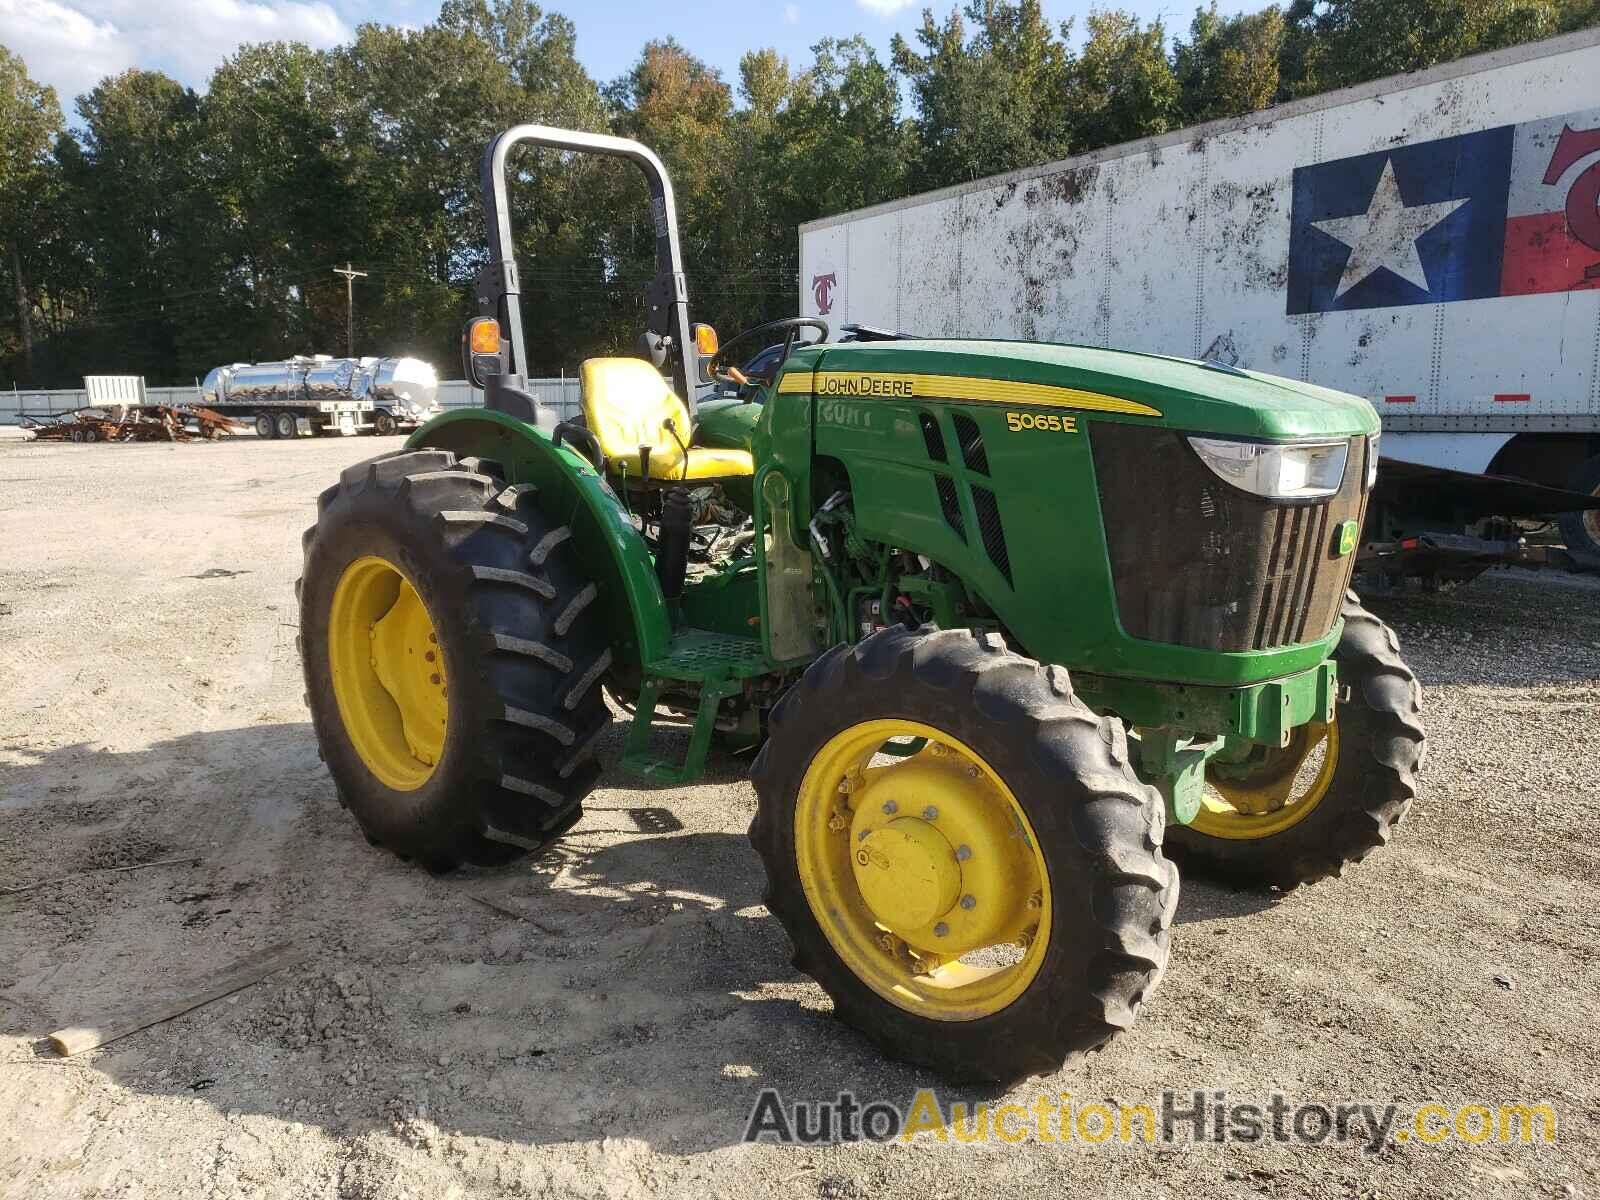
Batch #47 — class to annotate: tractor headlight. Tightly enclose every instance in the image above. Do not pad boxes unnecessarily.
[1366,432,1381,491]
[1186,436,1349,501]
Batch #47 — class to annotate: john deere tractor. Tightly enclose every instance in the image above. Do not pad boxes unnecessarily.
[298,127,1425,1084]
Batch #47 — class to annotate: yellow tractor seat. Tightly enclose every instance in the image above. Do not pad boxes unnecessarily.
[577,358,754,481]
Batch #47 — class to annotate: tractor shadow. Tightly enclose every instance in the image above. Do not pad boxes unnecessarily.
[0,720,1026,1156]
[0,716,1301,1158]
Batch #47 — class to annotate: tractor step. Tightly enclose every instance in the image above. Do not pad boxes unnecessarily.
[617,629,768,784]
[650,629,769,681]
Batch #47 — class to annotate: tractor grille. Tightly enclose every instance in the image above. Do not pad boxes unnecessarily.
[1090,423,1367,652]
[953,412,989,475]
[935,475,965,540]
[971,485,1012,585]
[919,412,948,462]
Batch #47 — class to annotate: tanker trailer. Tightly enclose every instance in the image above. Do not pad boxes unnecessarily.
[357,356,441,435]
[199,355,439,439]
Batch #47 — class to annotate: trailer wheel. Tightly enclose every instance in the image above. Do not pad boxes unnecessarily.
[374,411,398,437]
[69,429,84,443]
[275,412,297,439]
[255,414,275,439]
[1557,454,1600,567]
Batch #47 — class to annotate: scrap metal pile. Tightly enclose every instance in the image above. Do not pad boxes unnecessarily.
[22,405,247,444]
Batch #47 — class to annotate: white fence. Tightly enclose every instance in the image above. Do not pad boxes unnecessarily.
[1,376,585,425]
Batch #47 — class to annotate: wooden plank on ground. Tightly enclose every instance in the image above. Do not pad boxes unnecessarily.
[47,942,307,1057]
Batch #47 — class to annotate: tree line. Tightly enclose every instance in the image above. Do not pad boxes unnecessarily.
[0,0,1595,388]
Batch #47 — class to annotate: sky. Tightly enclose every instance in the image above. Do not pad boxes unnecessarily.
[0,0,1253,116]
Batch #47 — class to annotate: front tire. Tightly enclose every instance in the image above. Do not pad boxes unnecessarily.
[1164,592,1425,889]
[750,626,1177,1085]
[298,450,612,870]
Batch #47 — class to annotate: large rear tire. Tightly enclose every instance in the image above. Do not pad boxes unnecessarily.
[1164,592,1425,889]
[298,450,612,870]
[750,625,1177,1085]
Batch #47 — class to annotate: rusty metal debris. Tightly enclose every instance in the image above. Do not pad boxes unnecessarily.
[22,405,248,444]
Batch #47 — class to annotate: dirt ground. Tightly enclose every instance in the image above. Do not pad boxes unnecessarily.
[1,432,1596,1199]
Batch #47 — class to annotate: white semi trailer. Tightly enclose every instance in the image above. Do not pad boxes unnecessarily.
[799,27,1600,576]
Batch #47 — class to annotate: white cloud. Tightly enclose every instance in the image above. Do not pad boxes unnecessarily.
[0,0,351,107]
[856,0,916,16]
[0,0,129,105]
[782,3,799,24]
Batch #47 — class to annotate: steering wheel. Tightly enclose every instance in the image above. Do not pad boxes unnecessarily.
[708,318,829,389]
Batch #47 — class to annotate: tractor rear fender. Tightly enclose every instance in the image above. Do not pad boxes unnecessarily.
[407,408,671,670]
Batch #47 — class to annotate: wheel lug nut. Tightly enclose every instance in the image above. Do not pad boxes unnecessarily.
[1027,890,1043,910]
[933,922,949,938]
[828,814,846,832]
[959,894,976,910]
[1017,929,1035,950]
[955,845,971,861]
[966,764,980,778]
[425,650,436,662]
[428,632,437,643]
[881,799,897,815]
[877,933,897,954]
[928,742,946,756]
[855,849,870,866]
[921,805,938,820]
[430,673,441,685]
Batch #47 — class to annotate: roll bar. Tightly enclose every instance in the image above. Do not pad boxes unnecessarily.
[477,125,697,408]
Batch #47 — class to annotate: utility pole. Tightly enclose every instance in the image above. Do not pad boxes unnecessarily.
[332,262,368,356]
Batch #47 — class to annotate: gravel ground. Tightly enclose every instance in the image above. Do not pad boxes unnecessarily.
[1,434,1597,1199]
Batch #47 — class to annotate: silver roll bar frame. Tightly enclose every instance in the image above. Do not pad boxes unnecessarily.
[478,125,698,409]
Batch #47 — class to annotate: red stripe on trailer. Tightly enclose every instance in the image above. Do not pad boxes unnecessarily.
[1493,393,1532,403]
[1384,395,1417,403]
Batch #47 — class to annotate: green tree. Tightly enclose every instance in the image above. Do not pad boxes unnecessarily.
[199,42,352,366]
[1174,4,1286,122]
[0,46,63,382]
[784,36,909,218]
[1282,0,1570,94]
[68,70,209,380]
[1066,9,1178,152]
[893,1,1073,189]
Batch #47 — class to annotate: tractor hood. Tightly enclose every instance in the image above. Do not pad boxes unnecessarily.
[799,340,1379,440]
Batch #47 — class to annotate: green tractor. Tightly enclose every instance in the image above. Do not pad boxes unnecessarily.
[298,126,1425,1085]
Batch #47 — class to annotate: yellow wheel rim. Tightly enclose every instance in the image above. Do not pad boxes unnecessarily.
[794,719,1051,1022]
[328,555,449,791]
[1192,720,1339,840]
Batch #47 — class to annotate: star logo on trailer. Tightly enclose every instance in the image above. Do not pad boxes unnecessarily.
[811,272,838,315]
[1287,109,1600,314]
[1287,127,1511,314]
[1312,159,1469,300]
